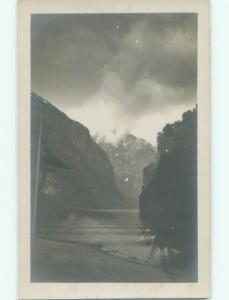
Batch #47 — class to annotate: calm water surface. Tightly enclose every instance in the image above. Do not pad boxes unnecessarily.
[38,209,166,265]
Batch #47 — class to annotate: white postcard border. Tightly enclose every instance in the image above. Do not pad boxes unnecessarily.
[18,0,211,298]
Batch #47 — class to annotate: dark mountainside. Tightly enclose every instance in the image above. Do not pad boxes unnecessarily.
[140,108,197,270]
[31,93,126,226]
[97,134,158,208]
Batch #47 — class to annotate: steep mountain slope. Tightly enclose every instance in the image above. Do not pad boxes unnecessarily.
[139,108,197,265]
[97,134,158,208]
[31,93,126,225]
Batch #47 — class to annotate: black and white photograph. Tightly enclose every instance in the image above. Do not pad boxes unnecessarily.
[18,0,210,298]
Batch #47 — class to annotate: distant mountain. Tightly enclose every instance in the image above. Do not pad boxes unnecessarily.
[96,134,158,208]
[31,93,127,226]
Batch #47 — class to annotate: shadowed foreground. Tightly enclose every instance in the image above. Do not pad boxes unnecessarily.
[31,238,170,282]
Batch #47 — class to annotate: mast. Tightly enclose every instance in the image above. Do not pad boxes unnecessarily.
[32,121,42,237]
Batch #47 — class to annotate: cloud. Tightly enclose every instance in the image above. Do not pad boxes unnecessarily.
[31,13,197,144]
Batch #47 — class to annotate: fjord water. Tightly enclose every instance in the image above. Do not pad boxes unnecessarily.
[38,209,163,265]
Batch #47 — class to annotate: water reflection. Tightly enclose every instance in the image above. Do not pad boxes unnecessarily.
[37,209,176,268]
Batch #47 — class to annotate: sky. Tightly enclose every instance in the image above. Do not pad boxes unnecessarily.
[31,13,197,145]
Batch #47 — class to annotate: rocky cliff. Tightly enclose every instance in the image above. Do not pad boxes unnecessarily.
[31,93,126,225]
[97,134,158,208]
[139,108,197,265]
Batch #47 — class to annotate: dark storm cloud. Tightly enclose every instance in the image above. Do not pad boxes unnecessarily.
[31,13,197,116]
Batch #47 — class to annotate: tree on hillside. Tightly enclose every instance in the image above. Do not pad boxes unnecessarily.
[139,107,197,265]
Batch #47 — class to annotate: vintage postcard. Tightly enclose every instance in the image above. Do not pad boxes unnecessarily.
[18,0,211,298]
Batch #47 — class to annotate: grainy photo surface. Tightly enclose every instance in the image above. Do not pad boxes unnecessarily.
[18,0,210,298]
[31,12,198,283]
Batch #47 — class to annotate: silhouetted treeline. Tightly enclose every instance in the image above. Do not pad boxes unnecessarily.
[140,107,197,268]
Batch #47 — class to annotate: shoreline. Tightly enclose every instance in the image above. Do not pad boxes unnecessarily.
[31,237,172,282]
[39,235,174,272]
